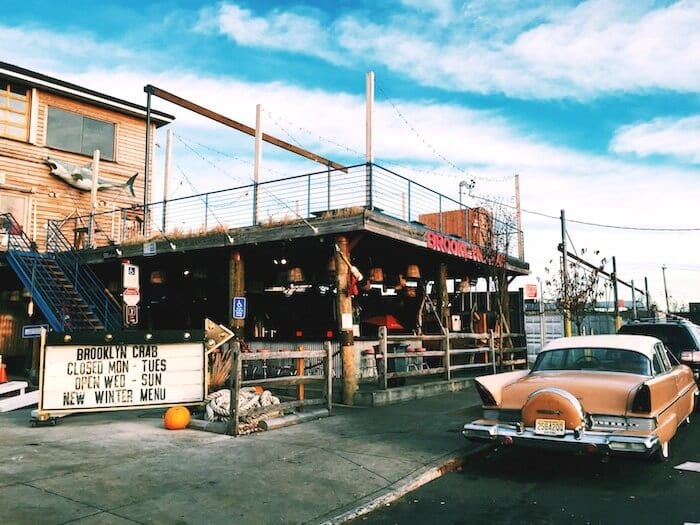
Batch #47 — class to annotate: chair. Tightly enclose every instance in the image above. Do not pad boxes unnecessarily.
[360,347,376,378]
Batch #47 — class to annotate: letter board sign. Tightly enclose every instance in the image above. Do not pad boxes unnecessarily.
[40,342,205,412]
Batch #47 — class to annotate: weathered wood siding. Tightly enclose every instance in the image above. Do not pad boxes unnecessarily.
[0,88,156,249]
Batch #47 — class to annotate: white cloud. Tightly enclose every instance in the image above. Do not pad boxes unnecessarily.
[610,116,700,163]
[3,19,699,305]
[0,26,138,72]
[196,1,700,100]
[400,0,458,26]
[336,0,700,99]
[197,4,344,64]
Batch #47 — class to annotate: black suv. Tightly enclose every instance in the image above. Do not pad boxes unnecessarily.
[618,317,700,382]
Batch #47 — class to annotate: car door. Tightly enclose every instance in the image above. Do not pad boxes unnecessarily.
[658,343,695,424]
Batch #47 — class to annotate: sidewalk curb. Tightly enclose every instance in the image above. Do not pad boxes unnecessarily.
[317,443,491,524]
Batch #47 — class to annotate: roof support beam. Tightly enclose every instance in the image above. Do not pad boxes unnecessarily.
[144,85,347,172]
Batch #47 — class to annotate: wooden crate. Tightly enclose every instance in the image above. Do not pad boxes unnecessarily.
[417,209,468,238]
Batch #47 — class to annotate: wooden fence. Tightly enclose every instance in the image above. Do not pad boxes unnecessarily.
[374,326,527,389]
[228,341,333,436]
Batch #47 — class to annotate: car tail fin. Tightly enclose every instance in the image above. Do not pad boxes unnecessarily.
[631,384,651,413]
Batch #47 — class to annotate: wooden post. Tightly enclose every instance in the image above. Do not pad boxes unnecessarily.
[228,250,245,340]
[335,236,357,405]
[229,340,241,436]
[89,149,100,248]
[489,330,496,373]
[31,337,40,384]
[379,326,388,390]
[296,344,304,401]
[444,329,451,381]
[324,340,333,415]
[437,262,450,329]
[162,129,172,232]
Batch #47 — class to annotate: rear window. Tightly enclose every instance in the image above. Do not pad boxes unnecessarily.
[532,347,651,375]
[618,324,696,355]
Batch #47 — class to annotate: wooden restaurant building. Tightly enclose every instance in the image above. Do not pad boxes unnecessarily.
[0,62,529,405]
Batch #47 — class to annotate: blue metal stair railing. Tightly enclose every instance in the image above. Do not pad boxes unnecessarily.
[1,213,121,332]
[46,220,121,332]
[2,213,64,331]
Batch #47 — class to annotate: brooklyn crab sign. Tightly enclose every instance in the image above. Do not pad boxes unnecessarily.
[425,230,504,265]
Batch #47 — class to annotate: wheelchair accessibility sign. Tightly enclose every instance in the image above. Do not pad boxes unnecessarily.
[232,297,247,320]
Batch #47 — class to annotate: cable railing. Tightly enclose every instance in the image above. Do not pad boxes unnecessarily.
[54,163,524,259]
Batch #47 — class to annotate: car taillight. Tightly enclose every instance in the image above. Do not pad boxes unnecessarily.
[631,384,651,413]
[680,350,700,363]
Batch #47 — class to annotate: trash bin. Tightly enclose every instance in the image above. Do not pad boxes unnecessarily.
[375,343,407,387]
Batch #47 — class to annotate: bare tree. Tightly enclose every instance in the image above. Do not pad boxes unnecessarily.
[476,199,517,340]
[544,249,607,335]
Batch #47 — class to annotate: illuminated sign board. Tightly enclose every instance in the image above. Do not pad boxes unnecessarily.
[41,342,205,412]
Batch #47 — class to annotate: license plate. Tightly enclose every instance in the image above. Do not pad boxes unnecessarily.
[535,418,565,436]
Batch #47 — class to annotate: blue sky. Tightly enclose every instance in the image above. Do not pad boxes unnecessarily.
[4,0,700,308]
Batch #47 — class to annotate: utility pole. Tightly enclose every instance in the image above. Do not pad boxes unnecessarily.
[662,265,670,313]
[560,210,571,336]
[612,256,621,330]
[631,279,637,319]
[644,277,650,313]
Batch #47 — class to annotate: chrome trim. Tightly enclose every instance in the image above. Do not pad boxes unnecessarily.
[589,414,656,432]
[526,387,585,421]
[463,420,659,455]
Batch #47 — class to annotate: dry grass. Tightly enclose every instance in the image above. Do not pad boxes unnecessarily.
[208,347,232,390]
[118,224,233,246]
[319,206,364,219]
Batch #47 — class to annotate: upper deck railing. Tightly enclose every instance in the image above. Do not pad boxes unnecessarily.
[60,163,524,259]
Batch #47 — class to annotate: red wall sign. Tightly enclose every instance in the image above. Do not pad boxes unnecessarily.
[424,231,505,266]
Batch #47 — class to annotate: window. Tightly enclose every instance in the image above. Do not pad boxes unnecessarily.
[0,194,27,245]
[0,79,30,140]
[46,107,115,160]
[652,344,671,375]
[533,347,651,375]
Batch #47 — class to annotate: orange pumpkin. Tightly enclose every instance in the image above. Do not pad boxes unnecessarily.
[164,406,191,430]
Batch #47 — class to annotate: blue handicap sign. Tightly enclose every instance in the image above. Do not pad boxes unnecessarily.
[233,297,247,320]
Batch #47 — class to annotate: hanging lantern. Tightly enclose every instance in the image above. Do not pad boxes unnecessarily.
[370,267,384,283]
[150,271,166,284]
[406,264,421,279]
[288,267,305,283]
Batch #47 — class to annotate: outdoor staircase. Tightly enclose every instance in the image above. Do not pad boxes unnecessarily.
[1,213,121,332]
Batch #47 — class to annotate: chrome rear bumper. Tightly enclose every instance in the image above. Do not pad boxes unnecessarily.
[462,420,659,455]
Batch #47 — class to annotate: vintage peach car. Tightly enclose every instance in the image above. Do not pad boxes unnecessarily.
[463,334,698,460]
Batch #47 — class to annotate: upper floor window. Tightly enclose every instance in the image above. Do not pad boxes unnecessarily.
[46,107,115,161]
[0,80,30,141]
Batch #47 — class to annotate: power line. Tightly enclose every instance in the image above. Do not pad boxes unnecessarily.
[375,82,515,184]
[262,109,365,160]
[470,191,700,232]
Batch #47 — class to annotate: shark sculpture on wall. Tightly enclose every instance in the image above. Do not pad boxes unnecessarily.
[45,157,138,196]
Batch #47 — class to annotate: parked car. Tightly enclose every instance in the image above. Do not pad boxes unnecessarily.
[463,334,698,461]
[618,317,700,383]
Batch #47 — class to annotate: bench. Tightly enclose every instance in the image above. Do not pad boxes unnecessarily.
[0,380,27,396]
[0,381,39,412]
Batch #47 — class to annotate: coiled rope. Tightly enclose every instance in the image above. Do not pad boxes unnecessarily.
[204,387,281,422]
